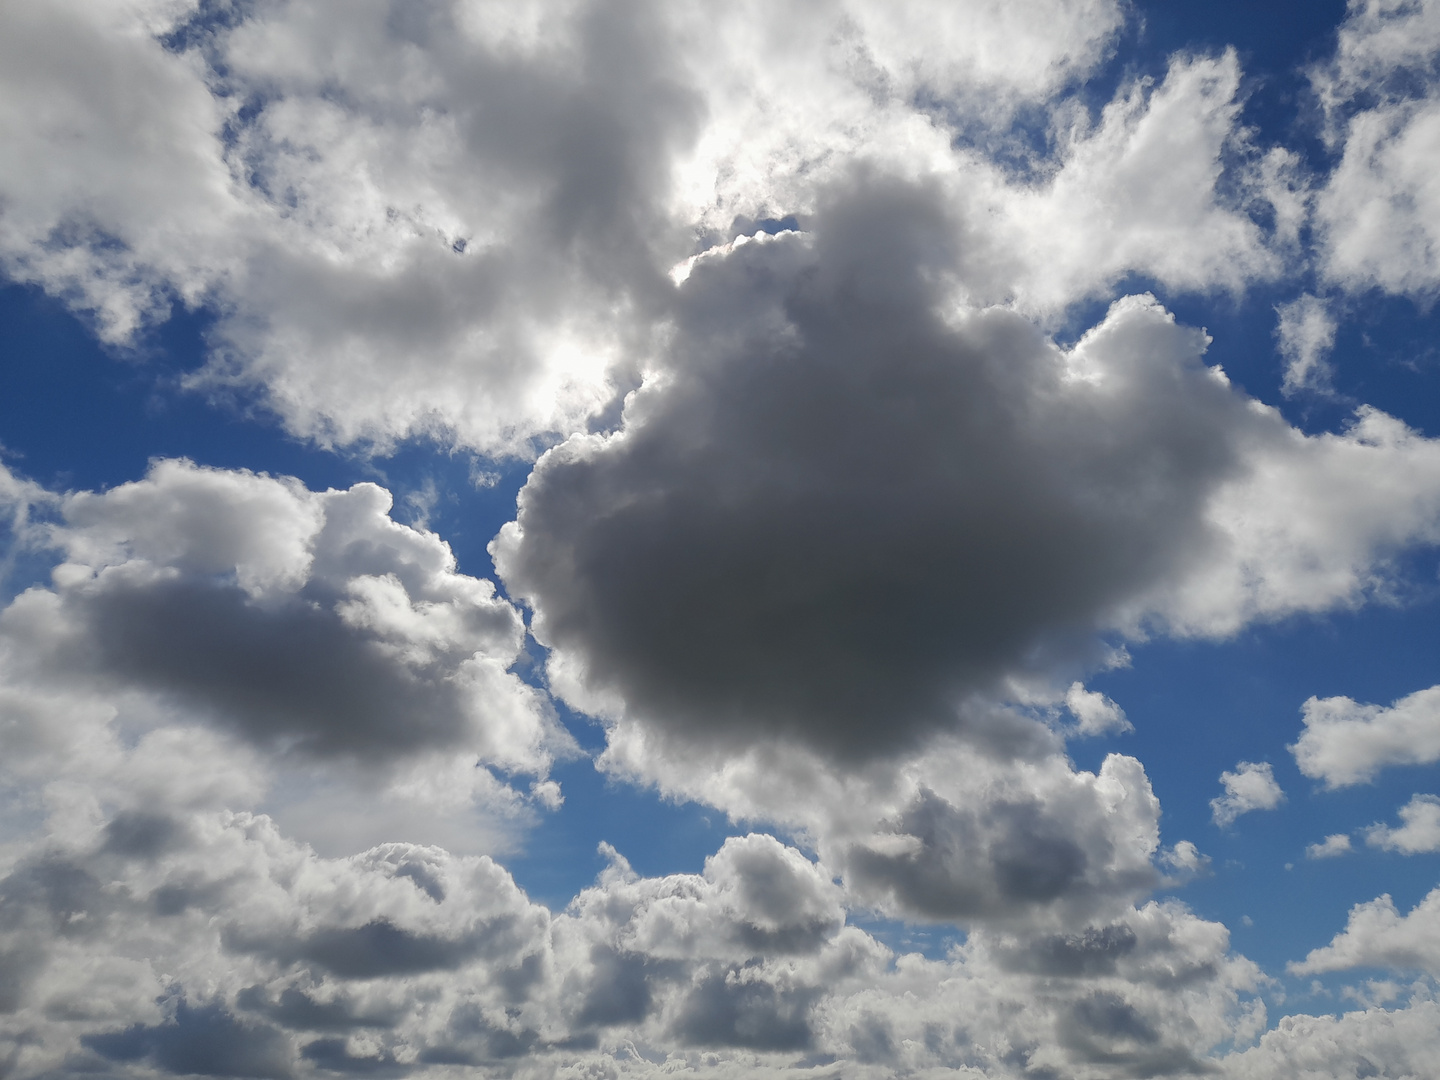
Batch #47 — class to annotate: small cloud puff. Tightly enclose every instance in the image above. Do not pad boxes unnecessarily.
[1306,833,1353,859]
[1210,762,1285,828]
[1066,682,1133,737]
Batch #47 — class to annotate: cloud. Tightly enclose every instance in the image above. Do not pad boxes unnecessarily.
[1,459,564,773]
[0,787,1265,1077]
[0,1,1295,459]
[1312,0,1440,298]
[1292,685,1440,788]
[1275,294,1337,396]
[1210,762,1285,828]
[11,3,1440,1077]
[837,754,1164,927]
[1147,405,1440,638]
[1223,996,1440,1080]
[494,183,1272,761]
[1365,794,1440,853]
[499,175,1440,770]
[1306,833,1354,859]
[1292,886,1440,976]
[1066,682,1133,737]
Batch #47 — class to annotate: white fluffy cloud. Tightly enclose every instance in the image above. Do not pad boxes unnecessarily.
[1366,794,1440,854]
[1223,995,1440,1080]
[1210,762,1286,828]
[5,459,565,771]
[1292,685,1440,788]
[0,0,1295,456]
[1307,833,1355,859]
[1293,886,1440,976]
[1067,682,1133,737]
[1313,0,1440,298]
[0,459,571,868]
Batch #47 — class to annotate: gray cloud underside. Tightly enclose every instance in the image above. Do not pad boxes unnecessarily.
[495,176,1267,758]
[0,814,1267,1079]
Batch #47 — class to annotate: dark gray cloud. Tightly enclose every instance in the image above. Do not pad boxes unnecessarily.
[236,986,403,1034]
[496,173,1256,759]
[71,576,474,758]
[1,463,562,773]
[573,946,654,1027]
[81,999,293,1079]
[668,969,819,1051]
[993,924,1140,977]
[225,914,540,983]
[843,784,1157,922]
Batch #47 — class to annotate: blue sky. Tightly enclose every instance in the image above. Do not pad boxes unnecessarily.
[5,1,1440,1077]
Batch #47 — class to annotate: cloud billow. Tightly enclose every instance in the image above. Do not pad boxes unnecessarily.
[1,459,564,773]
[496,177,1259,759]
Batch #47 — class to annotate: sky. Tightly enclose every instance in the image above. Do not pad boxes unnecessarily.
[6,0,1440,1077]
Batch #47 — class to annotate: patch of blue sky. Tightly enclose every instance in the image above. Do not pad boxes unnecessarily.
[1083,595,1440,980]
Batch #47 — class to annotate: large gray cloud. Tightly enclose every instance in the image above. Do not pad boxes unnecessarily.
[0,754,1261,1080]
[494,175,1259,759]
[0,459,563,772]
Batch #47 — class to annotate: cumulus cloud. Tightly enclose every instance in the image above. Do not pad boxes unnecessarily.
[1146,404,1440,638]
[498,179,1440,773]
[1307,833,1354,859]
[596,713,1184,936]
[0,788,1265,1079]
[0,0,1296,457]
[839,754,1165,927]
[1066,682,1133,737]
[2,459,564,771]
[1210,762,1285,827]
[1313,0,1440,298]
[1365,794,1440,853]
[1292,886,1440,976]
[10,3,1440,1077]
[1292,685,1440,788]
[1223,996,1440,1080]
[0,459,572,865]
[495,188,1270,761]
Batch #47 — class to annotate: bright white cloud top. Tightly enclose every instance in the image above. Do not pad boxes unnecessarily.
[4,1,1440,1078]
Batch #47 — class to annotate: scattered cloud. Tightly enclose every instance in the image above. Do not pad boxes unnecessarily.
[1211,762,1286,828]
[1292,685,1440,788]
[1066,682,1134,737]
[1313,0,1440,298]
[1276,294,1337,396]
[1292,887,1440,976]
[1307,833,1354,859]
[1366,794,1440,854]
